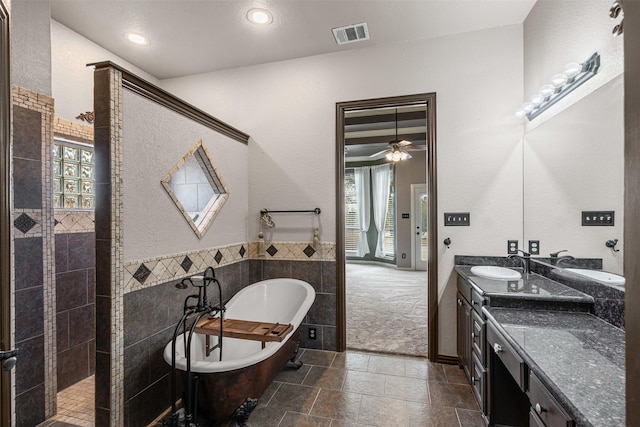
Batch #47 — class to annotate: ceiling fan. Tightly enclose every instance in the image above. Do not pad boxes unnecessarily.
[368,108,425,161]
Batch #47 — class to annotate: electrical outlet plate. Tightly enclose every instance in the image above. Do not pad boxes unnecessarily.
[507,240,518,254]
[528,240,540,255]
[444,212,470,226]
[309,328,317,340]
[582,211,614,226]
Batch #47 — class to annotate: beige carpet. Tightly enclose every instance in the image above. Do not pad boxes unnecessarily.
[346,262,428,357]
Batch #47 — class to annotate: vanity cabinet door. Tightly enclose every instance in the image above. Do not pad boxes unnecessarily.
[456,291,472,380]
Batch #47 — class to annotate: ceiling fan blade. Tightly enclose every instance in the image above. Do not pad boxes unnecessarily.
[369,148,390,158]
[396,139,412,147]
[406,145,427,151]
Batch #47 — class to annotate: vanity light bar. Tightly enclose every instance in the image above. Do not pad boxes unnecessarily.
[516,52,600,121]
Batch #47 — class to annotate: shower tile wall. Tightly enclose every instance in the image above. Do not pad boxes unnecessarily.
[54,120,96,393]
[55,231,95,390]
[12,87,56,427]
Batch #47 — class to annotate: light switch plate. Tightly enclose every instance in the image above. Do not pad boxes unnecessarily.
[444,212,470,226]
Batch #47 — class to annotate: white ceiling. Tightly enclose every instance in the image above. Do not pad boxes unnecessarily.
[50,0,537,80]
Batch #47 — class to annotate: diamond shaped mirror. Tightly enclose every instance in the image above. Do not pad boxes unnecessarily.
[161,139,229,239]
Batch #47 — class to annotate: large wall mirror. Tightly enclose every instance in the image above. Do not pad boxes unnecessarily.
[523,75,624,274]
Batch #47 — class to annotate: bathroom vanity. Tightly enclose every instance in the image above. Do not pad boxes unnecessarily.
[455,260,625,427]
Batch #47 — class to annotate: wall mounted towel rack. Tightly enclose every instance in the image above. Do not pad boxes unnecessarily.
[260,208,321,215]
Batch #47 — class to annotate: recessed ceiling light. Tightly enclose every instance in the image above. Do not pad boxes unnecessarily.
[124,32,149,45]
[247,8,273,25]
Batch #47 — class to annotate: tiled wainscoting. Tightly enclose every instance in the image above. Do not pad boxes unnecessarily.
[122,245,336,426]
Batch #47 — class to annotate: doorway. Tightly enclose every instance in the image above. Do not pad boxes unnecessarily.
[336,93,438,361]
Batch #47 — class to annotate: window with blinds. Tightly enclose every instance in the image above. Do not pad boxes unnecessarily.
[344,168,360,253]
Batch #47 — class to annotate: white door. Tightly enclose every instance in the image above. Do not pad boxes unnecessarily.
[411,184,427,270]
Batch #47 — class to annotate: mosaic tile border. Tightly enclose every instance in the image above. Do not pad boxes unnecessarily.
[123,242,248,294]
[123,241,336,294]
[248,241,336,261]
[108,67,125,427]
[12,86,57,418]
[54,210,95,234]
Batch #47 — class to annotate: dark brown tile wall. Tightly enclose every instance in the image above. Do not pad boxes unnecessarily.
[13,104,46,427]
[55,232,95,391]
[254,259,337,352]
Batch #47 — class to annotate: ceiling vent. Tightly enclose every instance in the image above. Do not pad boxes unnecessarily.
[332,22,370,45]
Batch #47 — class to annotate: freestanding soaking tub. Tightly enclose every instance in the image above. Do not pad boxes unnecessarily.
[163,278,316,423]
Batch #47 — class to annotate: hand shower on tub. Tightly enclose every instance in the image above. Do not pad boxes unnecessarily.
[165,267,224,427]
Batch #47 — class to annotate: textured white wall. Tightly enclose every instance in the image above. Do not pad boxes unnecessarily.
[161,24,525,356]
[51,19,160,124]
[122,90,248,262]
[10,0,51,95]
[523,0,624,272]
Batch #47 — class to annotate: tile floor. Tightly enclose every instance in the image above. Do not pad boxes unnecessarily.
[37,375,95,427]
[38,349,481,427]
[153,349,482,427]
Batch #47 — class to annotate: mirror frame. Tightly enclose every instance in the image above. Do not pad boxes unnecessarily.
[161,139,229,239]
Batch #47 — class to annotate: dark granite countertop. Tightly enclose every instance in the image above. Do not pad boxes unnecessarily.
[484,307,625,427]
[455,266,594,304]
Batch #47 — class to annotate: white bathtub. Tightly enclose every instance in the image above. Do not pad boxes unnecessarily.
[163,277,316,421]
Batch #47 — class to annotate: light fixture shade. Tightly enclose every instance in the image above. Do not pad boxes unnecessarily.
[550,73,568,88]
[563,62,583,78]
[539,84,556,97]
[530,94,544,106]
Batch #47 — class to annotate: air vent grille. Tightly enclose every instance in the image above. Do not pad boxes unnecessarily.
[332,22,370,45]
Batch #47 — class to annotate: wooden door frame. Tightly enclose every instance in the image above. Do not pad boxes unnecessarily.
[0,1,11,425]
[335,93,438,361]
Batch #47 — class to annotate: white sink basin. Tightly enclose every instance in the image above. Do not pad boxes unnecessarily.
[470,266,521,280]
[565,268,625,286]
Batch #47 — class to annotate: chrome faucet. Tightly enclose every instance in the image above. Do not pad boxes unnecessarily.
[555,255,575,267]
[508,250,531,274]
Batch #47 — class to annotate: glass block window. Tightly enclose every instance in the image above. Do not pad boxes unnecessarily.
[53,139,95,209]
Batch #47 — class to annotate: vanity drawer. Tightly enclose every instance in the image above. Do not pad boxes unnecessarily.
[471,310,485,364]
[471,352,487,413]
[471,289,485,313]
[528,372,575,427]
[530,409,546,427]
[486,322,527,391]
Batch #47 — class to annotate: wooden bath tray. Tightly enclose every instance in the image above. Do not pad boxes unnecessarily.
[194,317,293,354]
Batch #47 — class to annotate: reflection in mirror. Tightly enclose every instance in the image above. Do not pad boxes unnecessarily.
[523,75,623,274]
[161,139,228,239]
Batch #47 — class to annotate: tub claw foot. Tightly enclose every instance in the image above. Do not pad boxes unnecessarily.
[287,342,304,369]
[232,397,258,427]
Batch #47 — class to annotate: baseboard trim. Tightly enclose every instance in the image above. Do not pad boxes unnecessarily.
[436,354,459,365]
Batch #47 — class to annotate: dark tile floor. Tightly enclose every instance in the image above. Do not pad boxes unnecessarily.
[43,349,483,427]
[184,349,484,427]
